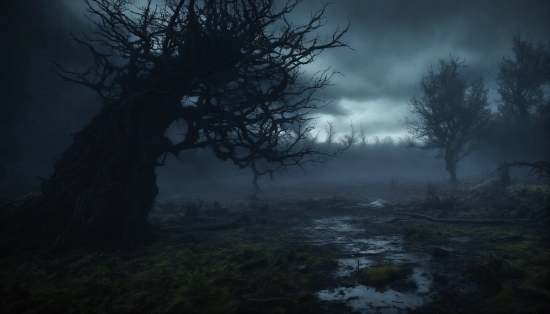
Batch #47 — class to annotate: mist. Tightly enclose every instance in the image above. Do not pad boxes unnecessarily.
[1,1,549,313]
[2,0,548,198]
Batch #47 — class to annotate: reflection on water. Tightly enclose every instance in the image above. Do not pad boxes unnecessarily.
[300,210,436,313]
[367,199,387,208]
[449,236,473,243]
[317,281,431,314]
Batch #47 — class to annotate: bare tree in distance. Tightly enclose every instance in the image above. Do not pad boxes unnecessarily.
[496,32,550,120]
[358,122,367,146]
[493,32,550,162]
[382,136,394,145]
[340,123,358,147]
[325,121,338,147]
[404,55,491,184]
[1,0,349,255]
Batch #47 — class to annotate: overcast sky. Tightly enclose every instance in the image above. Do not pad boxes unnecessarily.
[282,0,550,141]
[60,0,550,142]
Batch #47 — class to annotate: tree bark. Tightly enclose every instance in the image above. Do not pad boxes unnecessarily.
[251,159,262,195]
[445,151,459,184]
[4,91,181,254]
[448,166,459,185]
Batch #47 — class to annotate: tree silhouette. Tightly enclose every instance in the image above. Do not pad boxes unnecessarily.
[325,121,337,147]
[492,32,550,162]
[404,55,491,184]
[496,32,549,120]
[1,0,348,255]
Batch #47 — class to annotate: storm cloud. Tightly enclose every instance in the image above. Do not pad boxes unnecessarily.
[282,0,549,140]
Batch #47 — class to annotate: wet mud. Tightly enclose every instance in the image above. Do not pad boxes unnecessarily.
[1,180,549,313]
[289,201,473,313]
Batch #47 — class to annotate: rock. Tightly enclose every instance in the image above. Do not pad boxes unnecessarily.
[433,247,450,257]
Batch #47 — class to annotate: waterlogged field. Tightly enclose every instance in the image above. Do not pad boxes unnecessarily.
[1,179,549,313]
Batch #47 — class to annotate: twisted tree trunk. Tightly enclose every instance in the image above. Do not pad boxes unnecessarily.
[3,91,181,255]
[445,150,459,184]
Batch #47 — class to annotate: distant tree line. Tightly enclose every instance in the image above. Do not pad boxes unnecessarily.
[313,32,549,184]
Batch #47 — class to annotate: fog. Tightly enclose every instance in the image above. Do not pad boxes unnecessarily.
[154,139,537,201]
[1,0,548,199]
[2,2,550,313]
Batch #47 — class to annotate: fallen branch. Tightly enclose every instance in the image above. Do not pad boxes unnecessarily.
[401,212,530,225]
[495,160,550,179]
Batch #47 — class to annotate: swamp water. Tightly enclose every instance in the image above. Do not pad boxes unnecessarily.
[298,200,440,313]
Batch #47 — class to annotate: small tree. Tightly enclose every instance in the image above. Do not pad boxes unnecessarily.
[340,123,358,147]
[325,121,338,147]
[358,122,367,146]
[404,55,491,184]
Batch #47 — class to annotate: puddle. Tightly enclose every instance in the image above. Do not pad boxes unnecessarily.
[366,199,387,208]
[302,216,365,245]
[333,257,376,277]
[299,201,438,312]
[317,282,431,314]
[449,236,473,243]
[348,235,403,255]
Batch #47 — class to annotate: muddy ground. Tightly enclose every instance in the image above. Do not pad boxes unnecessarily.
[1,179,549,313]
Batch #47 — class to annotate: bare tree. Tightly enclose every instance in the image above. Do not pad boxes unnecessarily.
[381,136,393,145]
[358,122,367,146]
[340,123,358,147]
[496,32,549,120]
[325,121,338,147]
[492,32,550,162]
[1,0,348,255]
[404,55,491,184]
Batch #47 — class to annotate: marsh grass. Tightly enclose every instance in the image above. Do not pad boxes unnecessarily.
[0,197,340,314]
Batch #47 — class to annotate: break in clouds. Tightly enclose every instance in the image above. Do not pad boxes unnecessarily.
[1,0,549,194]
[293,0,550,140]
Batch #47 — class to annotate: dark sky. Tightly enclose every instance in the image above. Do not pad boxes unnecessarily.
[60,0,549,141]
[284,0,550,140]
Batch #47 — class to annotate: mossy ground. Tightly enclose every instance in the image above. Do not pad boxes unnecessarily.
[392,180,550,313]
[1,179,549,313]
[357,264,406,287]
[0,196,343,314]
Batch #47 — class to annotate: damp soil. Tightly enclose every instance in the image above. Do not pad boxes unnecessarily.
[1,180,549,313]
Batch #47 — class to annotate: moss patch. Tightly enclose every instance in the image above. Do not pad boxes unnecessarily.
[358,265,405,287]
[0,196,345,314]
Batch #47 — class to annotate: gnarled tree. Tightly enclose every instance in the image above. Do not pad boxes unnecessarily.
[1,0,348,255]
[404,55,491,184]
